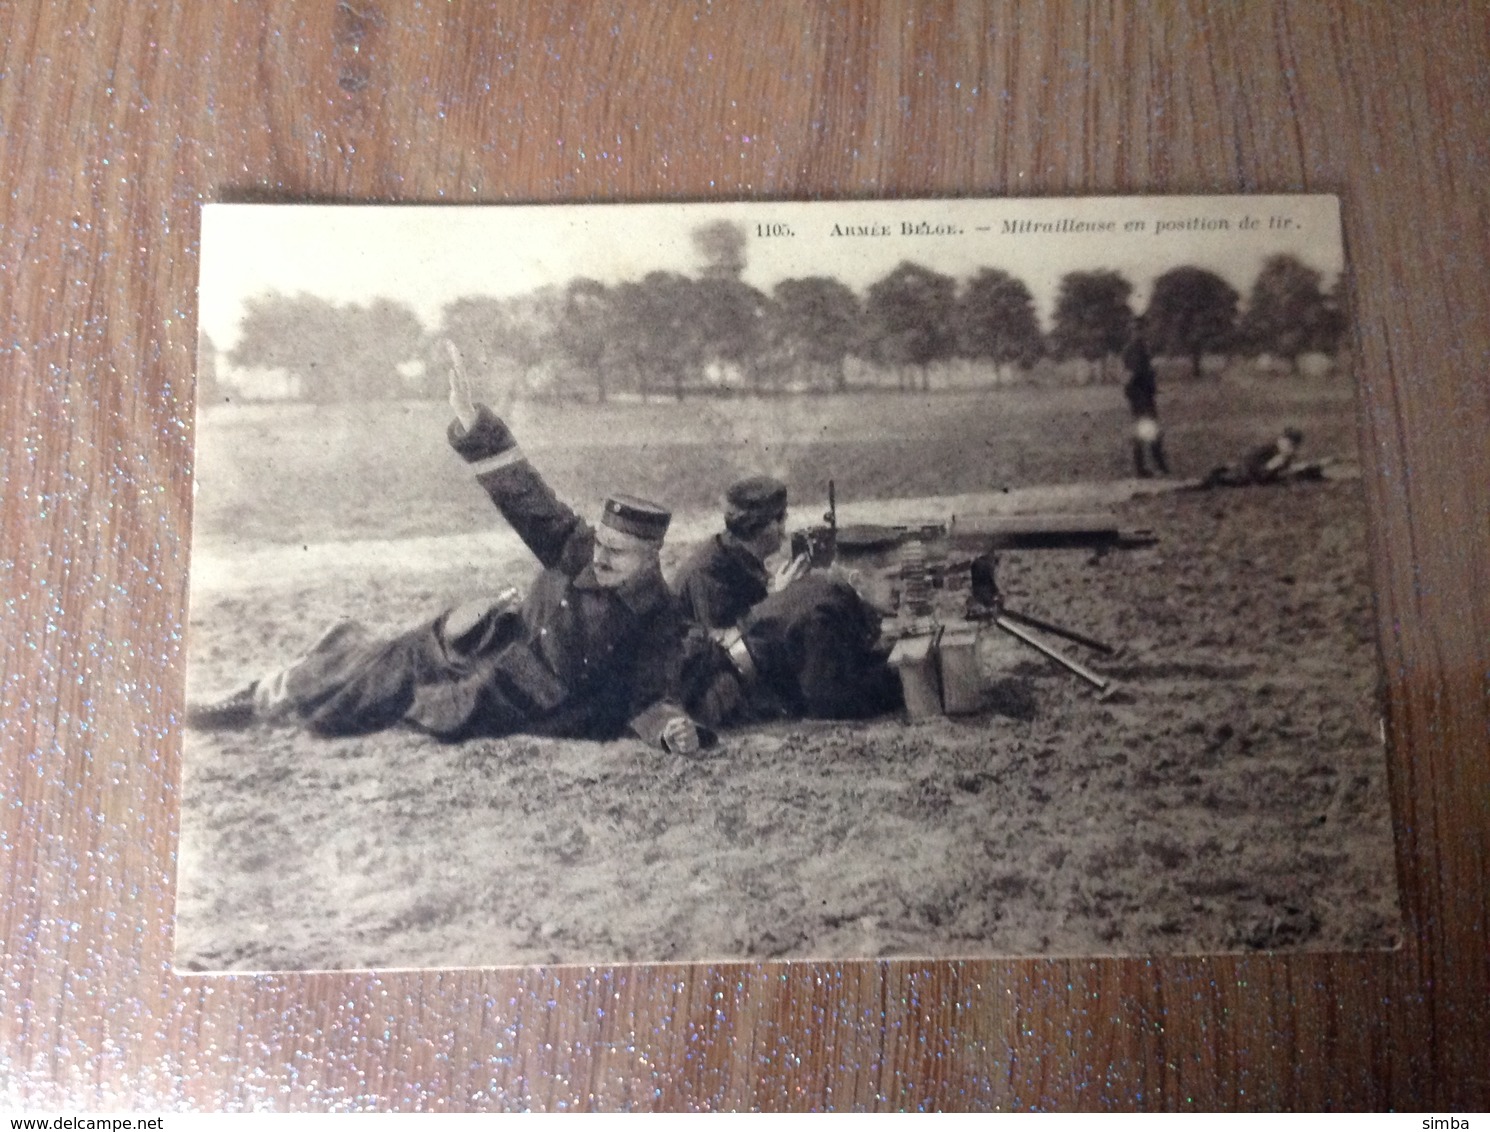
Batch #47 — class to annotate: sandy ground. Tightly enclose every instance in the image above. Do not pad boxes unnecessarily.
[175,476,1400,971]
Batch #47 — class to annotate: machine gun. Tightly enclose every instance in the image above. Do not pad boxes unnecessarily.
[789,479,838,567]
[790,481,1158,717]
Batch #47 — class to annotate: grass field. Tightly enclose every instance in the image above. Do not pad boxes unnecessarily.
[193,371,1361,548]
[176,367,1397,970]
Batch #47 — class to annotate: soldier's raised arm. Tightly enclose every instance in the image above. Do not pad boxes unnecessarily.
[443,339,590,573]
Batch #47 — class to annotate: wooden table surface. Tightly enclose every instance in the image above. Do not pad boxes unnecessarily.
[3,1,1487,1112]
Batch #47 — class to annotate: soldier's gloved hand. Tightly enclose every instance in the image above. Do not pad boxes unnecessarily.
[770,552,811,592]
[661,716,701,755]
[444,339,480,432]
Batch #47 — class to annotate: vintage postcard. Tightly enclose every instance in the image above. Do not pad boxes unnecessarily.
[177,195,1399,971]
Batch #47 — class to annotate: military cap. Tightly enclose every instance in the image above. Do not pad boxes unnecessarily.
[724,475,789,528]
[602,494,671,542]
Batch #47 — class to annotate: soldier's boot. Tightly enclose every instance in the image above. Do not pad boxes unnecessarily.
[185,681,260,730]
[1132,440,1153,478]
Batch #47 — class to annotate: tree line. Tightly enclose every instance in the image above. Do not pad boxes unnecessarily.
[207,250,1346,404]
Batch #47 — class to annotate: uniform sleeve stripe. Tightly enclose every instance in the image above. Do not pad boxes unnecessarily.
[470,446,527,477]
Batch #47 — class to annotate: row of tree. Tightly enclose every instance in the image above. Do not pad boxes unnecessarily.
[208,253,1345,404]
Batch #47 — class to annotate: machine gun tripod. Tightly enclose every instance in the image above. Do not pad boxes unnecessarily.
[964,553,1115,695]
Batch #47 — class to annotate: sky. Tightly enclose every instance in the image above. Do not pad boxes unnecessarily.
[199,196,1344,351]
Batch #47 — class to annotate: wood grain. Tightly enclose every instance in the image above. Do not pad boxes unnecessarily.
[2,0,1486,1111]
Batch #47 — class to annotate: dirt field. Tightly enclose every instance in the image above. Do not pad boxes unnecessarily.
[175,376,1400,970]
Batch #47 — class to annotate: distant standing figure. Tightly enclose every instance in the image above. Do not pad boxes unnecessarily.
[1122,317,1169,477]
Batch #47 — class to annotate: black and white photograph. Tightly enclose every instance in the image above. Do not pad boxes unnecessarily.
[177,195,1399,971]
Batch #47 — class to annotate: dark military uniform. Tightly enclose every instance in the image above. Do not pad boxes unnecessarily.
[673,475,788,631]
[1198,429,1308,489]
[670,473,898,727]
[1121,336,1159,418]
[253,405,694,744]
[683,573,902,727]
[673,532,770,630]
[1122,334,1169,476]
[1241,430,1302,483]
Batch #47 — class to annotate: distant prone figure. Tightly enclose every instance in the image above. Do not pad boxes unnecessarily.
[1199,427,1313,489]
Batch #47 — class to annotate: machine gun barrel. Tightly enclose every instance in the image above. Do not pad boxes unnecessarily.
[949,512,1157,551]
